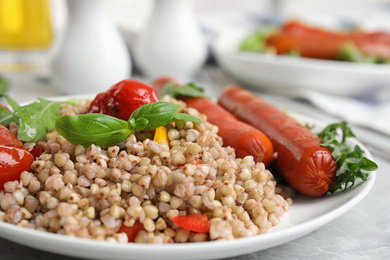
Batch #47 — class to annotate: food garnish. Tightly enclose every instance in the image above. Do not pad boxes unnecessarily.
[0,96,61,142]
[318,122,378,192]
[55,101,201,148]
[55,113,133,148]
[240,31,268,53]
[339,42,390,64]
[160,82,206,99]
[0,76,8,95]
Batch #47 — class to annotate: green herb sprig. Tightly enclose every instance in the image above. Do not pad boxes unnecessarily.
[0,77,9,95]
[55,101,202,148]
[0,96,61,142]
[339,42,390,64]
[239,30,299,57]
[240,31,267,53]
[159,82,206,99]
[318,122,378,192]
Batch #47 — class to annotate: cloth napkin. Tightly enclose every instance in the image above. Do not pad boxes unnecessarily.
[291,89,390,136]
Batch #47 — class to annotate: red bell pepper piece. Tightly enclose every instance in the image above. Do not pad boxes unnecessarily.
[170,213,210,233]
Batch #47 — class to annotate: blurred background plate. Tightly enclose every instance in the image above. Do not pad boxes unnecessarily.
[210,29,390,97]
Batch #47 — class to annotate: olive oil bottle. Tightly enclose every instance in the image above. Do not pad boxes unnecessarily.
[0,0,53,70]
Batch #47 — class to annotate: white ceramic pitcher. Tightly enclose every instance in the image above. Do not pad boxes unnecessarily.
[133,0,207,81]
[51,0,131,94]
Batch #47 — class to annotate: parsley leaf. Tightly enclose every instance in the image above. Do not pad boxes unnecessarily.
[6,96,20,111]
[14,98,61,142]
[0,107,14,126]
[318,122,378,192]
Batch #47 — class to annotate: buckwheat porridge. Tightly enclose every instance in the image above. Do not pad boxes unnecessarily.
[0,96,293,244]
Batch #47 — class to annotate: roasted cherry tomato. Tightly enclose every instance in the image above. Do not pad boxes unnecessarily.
[117,221,145,243]
[30,146,43,159]
[0,125,34,190]
[0,146,33,190]
[0,125,23,148]
[88,79,159,121]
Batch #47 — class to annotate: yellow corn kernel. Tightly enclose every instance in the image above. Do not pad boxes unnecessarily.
[154,126,169,145]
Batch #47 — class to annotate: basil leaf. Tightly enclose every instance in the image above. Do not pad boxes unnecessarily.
[159,82,176,98]
[173,113,202,124]
[134,118,149,132]
[14,98,61,142]
[0,107,14,126]
[129,118,136,129]
[174,83,206,98]
[56,114,132,148]
[0,77,8,95]
[130,102,180,131]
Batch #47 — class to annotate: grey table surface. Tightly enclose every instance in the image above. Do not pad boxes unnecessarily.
[1,70,389,260]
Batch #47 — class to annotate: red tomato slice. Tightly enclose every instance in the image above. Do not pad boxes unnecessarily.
[170,213,210,233]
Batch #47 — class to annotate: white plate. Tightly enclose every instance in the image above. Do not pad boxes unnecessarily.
[211,30,390,97]
[0,99,377,260]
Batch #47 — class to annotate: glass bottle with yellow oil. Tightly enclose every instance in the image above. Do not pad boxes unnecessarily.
[0,0,53,71]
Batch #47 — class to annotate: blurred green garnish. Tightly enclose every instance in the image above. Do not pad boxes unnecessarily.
[240,30,300,57]
[339,42,390,64]
[240,32,267,53]
[0,76,9,95]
